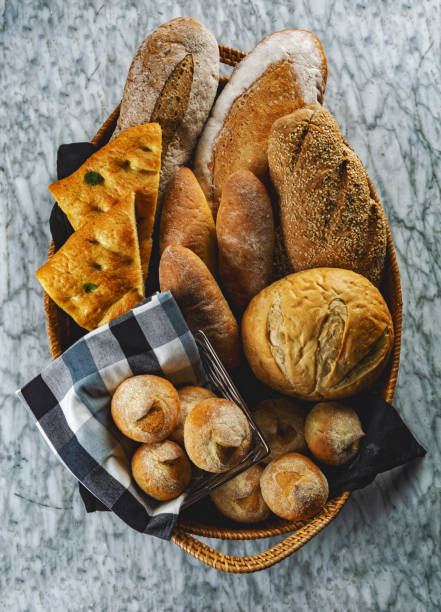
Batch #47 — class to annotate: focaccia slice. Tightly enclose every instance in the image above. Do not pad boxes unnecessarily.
[49,122,162,278]
[37,193,144,331]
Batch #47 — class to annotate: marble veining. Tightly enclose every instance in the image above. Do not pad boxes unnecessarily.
[1,1,440,610]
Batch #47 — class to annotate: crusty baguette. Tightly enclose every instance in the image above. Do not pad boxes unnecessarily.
[159,245,241,370]
[268,105,387,286]
[112,17,219,203]
[216,170,274,313]
[194,29,327,217]
[160,168,216,273]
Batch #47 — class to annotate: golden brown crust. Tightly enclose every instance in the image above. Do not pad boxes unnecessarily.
[170,385,216,446]
[111,375,180,443]
[241,268,394,401]
[216,170,275,313]
[253,399,307,463]
[159,245,241,370]
[36,193,144,331]
[195,30,327,217]
[49,123,161,280]
[184,398,251,473]
[305,402,364,465]
[132,440,191,501]
[260,453,328,520]
[159,168,216,273]
[210,464,270,523]
[268,105,387,286]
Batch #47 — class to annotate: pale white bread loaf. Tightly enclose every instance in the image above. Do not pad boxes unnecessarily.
[112,17,219,201]
[194,29,327,217]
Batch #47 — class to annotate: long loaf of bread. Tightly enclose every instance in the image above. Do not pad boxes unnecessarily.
[112,17,219,203]
[268,105,387,286]
[159,245,241,370]
[194,29,327,217]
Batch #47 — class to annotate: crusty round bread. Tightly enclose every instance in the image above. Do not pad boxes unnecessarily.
[260,453,329,520]
[132,440,191,501]
[210,464,270,523]
[111,375,180,443]
[184,398,251,472]
[253,399,307,463]
[242,268,394,401]
[305,402,365,465]
[170,385,216,446]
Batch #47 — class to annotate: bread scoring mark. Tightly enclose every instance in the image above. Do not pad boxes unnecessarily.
[315,298,348,389]
[329,326,391,392]
[151,53,194,162]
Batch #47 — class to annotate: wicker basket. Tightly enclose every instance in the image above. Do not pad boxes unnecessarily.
[44,44,402,573]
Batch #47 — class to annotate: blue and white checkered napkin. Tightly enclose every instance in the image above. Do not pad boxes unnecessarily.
[17,291,207,540]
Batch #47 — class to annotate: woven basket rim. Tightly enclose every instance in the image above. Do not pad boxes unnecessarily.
[43,43,402,571]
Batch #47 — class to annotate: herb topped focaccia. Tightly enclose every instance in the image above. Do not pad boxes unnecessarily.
[49,122,162,278]
[36,193,144,330]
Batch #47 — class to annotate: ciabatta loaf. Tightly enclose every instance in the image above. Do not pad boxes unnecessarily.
[112,18,219,202]
[268,105,387,286]
[194,29,327,217]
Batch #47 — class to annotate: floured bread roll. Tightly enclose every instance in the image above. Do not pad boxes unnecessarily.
[111,375,179,443]
[253,399,306,463]
[132,440,191,501]
[242,268,394,401]
[210,465,270,523]
[260,453,328,520]
[184,398,251,472]
[170,385,216,446]
[195,29,327,217]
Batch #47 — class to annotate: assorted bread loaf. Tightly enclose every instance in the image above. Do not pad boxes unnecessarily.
[39,20,396,525]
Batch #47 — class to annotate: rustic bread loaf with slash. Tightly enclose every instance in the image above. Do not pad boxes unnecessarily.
[194,29,327,217]
[112,17,219,203]
[216,170,274,313]
[159,245,241,370]
[268,105,387,286]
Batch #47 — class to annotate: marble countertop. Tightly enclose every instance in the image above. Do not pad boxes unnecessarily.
[1,1,440,610]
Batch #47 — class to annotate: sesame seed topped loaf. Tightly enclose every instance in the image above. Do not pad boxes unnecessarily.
[268,105,387,286]
[194,29,327,217]
[112,17,219,203]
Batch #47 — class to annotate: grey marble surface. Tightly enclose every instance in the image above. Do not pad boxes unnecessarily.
[1,0,440,610]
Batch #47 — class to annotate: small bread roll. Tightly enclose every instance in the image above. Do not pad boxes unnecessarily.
[132,440,191,501]
[170,385,216,445]
[253,399,307,463]
[305,402,365,465]
[210,465,270,523]
[260,453,329,521]
[111,375,180,443]
[184,398,251,472]
[216,170,275,312]
[160,168,217,273]
[159,245,241,369]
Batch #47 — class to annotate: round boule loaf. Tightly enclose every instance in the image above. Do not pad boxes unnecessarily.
[260,453,328,520]
[242,268,394,401]
[210,464,270,523]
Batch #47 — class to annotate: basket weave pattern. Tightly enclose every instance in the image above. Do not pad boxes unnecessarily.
[44,45,402,573]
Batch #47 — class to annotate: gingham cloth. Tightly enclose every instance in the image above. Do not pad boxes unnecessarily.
[17,291,206,540]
